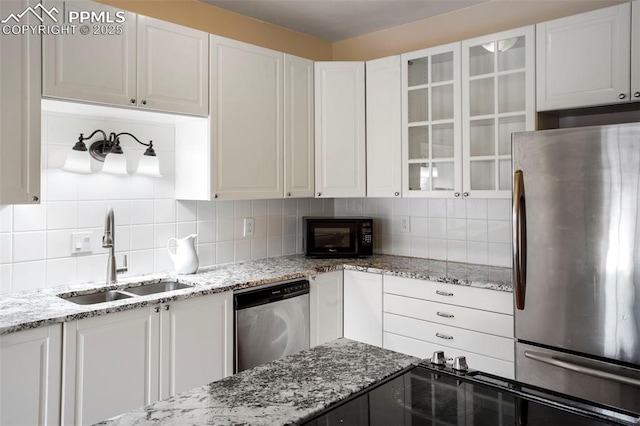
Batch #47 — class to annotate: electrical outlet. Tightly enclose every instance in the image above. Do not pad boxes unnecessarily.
[400,216,410,233]
[243,217,255,238]
[71,231,93,254]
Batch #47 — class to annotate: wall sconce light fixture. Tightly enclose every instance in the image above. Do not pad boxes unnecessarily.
[62,130,161,177]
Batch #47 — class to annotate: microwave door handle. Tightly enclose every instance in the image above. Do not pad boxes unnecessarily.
[513,170,527,310]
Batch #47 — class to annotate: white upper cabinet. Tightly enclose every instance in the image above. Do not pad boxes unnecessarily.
[366,55,402,198]
[43,1,209,116]
[536,3,633,111]
[462,26,535,198]
[401,43,462,198]
[284,54,315,198]
[208,35,284,200]
[0,0,41,205]
[633,2,640,101]
[314,62,366,198]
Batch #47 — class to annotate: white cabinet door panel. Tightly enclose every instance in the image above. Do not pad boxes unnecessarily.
[632,2,640,101]
[536,3,631,110]
[343,270,382,347]
[310,271,344,347]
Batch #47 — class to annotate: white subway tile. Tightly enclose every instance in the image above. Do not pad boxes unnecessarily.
[488,199,511,220]
[467,241,488,265]
[377,232,393,254]
[177,222,197,238]
[467,198,488,219]
[111,200,131,226]
[410,217,429,237]
[268,216,283,237]
[235,239,251,262]
[197,243,216,267]
[362,198,378,215]
[446,218,467,241]
[234,218,246,240]
[129,175,154,200]
[155,223,176,248]
[348,198,364,214]
[13,232,46,262]
[283,198,297,216]
[252,200,268,217]
[251,238,267,260]
[410,199,429,217]
[131,200,154,224]
[392,234,411,256]
[45,170,79,201]
[46,257,76,287]
[283,235,296,256]
[488,243,512,267]
[322,199,334,214]
[267,236,283,258]
[334,199,348,214]
[216,241,234,264]
[130,225,154,250]
[77,201,107,228]
[428,199,447,218]
[446,199,466,219]
[13,203,46,232]
[46,143,69,170]
[0,264,11,294]
[47,201,77,230]
[176,200,197,222]
[309,198,323,215]
[466,219,488,242]
[296,199,310,217]
[154,199,176,223]
[197,220,216,243]
[115,226,131,252]
[393,198,410,216]
[235,200,252,218]
[0,234,11,264]
[46,229,72,259]
[0,206,12,233]
[12,261,45,292]
[154,248,173,273]
[488,220,511,244]
[428,238,447,260]
[197,200,216,221]
[267,199,283,216]
[216,218,234,241]
[410,237,429,258]
[428,218,447,239]
[283,216,296,236]
[128,250,154,276]
[377,199,393,216]
[447,240,467,262]
[217,200,234,218]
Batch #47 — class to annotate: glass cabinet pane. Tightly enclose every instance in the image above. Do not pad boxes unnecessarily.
[432,123,454,158]
[469,77,494,116]
[499,159,512,191]
[470,160,495,190]
[498,116,525,155]
[408,126,429,159]
[408,163,431,191]
[432,52,454,83]
[408,88,429,123]
[469,119,495,157]
[469,44,494,76]
[498,72,525,113]
[432,162,455,191]
[408,57,429,87]
[498,36,525,72]
[432,84,454,120]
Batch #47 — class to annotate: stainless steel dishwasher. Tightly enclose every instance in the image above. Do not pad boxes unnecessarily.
[234,279,310,373]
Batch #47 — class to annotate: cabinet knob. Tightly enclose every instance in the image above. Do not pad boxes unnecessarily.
[154,306,160,313]
[462,192,469,198]
[619,93,627,100]
[214,194,218,199]
[394,192,400,197]
[130,99,136,104]
[311,276,316,280]
[634,92,640,98]
[454,192,460,198]
[164,305,170,311]
[141,100,147,105]
[316,192,321,197]
[31,195,39,202]
[287,192,292,197]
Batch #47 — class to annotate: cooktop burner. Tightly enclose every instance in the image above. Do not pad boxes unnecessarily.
[301,359,640,426]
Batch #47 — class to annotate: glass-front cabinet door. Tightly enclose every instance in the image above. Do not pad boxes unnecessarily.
[462,26,535,198]
[401,43,462,197]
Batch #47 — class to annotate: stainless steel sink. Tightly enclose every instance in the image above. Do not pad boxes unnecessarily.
[121,281,193,296]
[60,290,133,305]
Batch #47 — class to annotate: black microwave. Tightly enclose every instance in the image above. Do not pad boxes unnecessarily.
[303,217,373,258]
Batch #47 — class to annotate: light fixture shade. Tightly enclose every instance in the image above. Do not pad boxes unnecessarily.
[62,149,92,174]
[101,153,129,176]
[135,155,162,177]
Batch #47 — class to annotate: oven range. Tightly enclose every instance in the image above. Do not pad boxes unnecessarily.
[301,352,640,426]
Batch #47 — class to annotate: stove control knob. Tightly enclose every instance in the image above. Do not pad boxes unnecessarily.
[430,350,446,365]
[452,356,469,371]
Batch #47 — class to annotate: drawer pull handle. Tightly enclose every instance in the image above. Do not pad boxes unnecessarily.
[436,333,453,340]
[436,290,454,297]
[436,311,454,318]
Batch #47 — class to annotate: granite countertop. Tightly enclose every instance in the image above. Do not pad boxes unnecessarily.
[97,338,419,426]
[0,254,512,335]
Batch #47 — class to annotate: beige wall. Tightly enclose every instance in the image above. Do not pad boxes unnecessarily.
[94,0,333,60]
[333,0,626,61]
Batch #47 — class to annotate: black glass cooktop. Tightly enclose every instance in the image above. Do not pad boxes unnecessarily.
[301,362,640,426]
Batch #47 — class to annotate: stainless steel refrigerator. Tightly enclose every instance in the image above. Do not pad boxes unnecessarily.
[512,123,640,414]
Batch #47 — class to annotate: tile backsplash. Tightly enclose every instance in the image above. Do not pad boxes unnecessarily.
[0,105,511,295]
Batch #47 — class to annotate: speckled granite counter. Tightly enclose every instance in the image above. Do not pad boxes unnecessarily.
[97,338,419,426]
[0,254,512,335]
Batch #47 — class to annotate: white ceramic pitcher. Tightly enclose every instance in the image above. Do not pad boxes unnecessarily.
[167,234,199,274]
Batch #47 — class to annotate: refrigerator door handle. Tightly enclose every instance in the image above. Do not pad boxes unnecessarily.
[513,170,527,310]
[524,351,640,388]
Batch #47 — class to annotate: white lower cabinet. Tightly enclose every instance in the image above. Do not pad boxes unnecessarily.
[382,275,515,379]
[343,270,383,347]
[309,271,343,347]
[62,291,232,425]
[0,325,62,426]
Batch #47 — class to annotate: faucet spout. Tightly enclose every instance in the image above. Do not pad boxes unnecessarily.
[103,207,117,284]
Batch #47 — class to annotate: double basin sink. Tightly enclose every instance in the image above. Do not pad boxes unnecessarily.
[58,281,193,305]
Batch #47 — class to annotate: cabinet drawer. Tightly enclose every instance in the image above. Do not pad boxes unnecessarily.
[383,332,514,379]
[383,313,514,362]
[384,293,513,338]
[384,275,513,314]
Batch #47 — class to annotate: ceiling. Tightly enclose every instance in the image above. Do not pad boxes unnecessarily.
[198,0,489,42]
